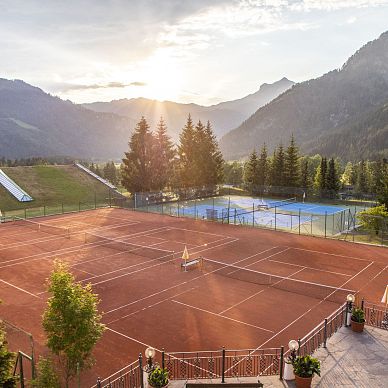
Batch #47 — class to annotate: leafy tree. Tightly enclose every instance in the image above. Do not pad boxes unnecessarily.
[284,135,300,187]
[152,117,176,190]
[31,357,61,388]
[178,115,197,187]
[358,205,388,235]
[377,173,388,208]
[326,158,340,197]
[341,161,357,186]
[122,117,155,193]
[0,322,17,388]
[43,261,105,387]
[243,150,259,192]
[257,144,268,186]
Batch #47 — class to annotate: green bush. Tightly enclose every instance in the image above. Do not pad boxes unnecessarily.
[31,357,61,388]
[148,366,169,388]
[358,205,388,235]
[292,355,321,378]
[351,307,365,323]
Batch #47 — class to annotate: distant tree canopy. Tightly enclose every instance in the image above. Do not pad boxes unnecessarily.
[121,115,223,194]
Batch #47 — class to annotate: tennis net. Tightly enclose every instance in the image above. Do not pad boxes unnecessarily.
[266,198,296,209]
[84,232,175,262]
[13,216,70,239]
[203,258,354,304]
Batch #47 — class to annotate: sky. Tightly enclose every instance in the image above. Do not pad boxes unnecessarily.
[1,0,388,105]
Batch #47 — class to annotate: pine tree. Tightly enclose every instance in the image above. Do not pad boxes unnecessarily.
[257,144,268,186]
[122,117,155,193]
[103,162,118,186]
[153,117,176,190]
[178,115,197,188]
[356,160,368,194]
[204,120,224,186]
[314,157,327,196]
[326,158,340,198]
[272,144,285,187]
[243,150,259,192]
[193,120,208,186]
[284,135,300,187]
[300,158,310,189]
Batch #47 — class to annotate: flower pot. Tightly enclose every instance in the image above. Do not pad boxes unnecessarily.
[295,374,313,388]
[351,319,365,333]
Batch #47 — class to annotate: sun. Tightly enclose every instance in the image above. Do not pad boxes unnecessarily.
[140,49,183,101]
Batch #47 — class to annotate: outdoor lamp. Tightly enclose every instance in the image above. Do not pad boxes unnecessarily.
[347,294,355,303]
[145,347,156,368]
[288,340,299,352]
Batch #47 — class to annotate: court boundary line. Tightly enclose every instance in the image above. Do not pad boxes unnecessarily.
[0,279,41,299]
[291,247,373,262]
[224,260,374,374]
[171,299,274,333]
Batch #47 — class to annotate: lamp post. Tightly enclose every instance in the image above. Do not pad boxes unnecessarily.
[346,294,355,327]
[283,340,299,381]
[145,347,156,371]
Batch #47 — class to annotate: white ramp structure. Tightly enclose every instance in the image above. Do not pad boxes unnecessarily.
[0,169,33,202]
[75,164,124,198]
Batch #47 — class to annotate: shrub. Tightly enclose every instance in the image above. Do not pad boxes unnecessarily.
[351,307,365,323]
[358,205,388,235]
[148,366,169,388]
[292,355,321,378]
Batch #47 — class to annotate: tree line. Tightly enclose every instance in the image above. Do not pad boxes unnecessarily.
[120,115,224,193]
[224,136,388,199]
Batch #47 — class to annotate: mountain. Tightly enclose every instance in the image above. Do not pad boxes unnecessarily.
[83,78,294,139]
[0,79,135,159]
[220,31,388,161]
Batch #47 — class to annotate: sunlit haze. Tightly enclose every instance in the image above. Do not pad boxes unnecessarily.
[1,0,388,105]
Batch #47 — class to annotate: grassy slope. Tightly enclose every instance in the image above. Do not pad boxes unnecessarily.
[0,165,112,212]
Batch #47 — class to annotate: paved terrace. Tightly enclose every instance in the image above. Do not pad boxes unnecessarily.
[170,326,388,387]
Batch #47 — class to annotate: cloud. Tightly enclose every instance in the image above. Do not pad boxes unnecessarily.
[57,81,146,92]
[290,0,388,11]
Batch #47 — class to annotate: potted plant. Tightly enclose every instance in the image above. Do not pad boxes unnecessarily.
[147,366,169,388]
[292,355,320,388]
[351,307,365,333]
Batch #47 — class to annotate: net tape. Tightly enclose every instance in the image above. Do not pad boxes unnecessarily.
[203,258,355,304]
[84,232,175,262]
[13,216,70,238]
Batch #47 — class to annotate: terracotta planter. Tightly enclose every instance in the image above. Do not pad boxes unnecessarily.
[351,319,365,333]
[295,374,313,388]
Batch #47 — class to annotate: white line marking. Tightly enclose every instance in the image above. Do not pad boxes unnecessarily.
[0,279,40,299]
[291,247,372,262]
[172,300,274,333]
[106,327,162,351]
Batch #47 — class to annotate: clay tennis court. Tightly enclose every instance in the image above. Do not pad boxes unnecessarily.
[0,208,387,386]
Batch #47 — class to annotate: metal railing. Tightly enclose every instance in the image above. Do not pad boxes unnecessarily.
[361,300,388,330]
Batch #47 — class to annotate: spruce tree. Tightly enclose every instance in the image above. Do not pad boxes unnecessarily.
[153,117,176,190]
[326,158,340,198]
[204,120,224,186]
[243,150,259,193]
[193,120,208,186]
[178,115,197,187]
[272,144,285,187]
[314,157,327,196]
[122,117,155,193]
[300,158,309,189]
[257,144,268,186]
[284,135,300,187]
[356,160,368,194]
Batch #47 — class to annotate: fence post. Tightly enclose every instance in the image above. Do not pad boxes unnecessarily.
[279,346,284,380]
[274,206,277,230]
[221,347,226,383]
[162,348,165,370]
[77,362,80,388]
[298,209,301,235]
[361,299,364,311]
[94,192,97,209]
[24,208,27,219]
[139,353,144,388]
[297,339,301,356]
[323,318,328,348]
[96,378,101,388]
[252,204,255,227]
[324,211,327,238]
[79,201,81,212]
[62,203,64,214]
[44,205,46,216]
[19,353,24,388]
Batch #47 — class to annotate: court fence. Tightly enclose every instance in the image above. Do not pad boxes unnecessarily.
[361,300,388,331]
[93,303,349,387]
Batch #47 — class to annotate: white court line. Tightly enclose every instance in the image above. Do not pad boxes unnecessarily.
[0,279,41,299]
[168,226,230,239]
[103,238,240,316]
[224,260,374,375]
[267,259,352,277]
[0,226,169,268]
[172,299,274,333]
[356,264,387,296]
[106,287,197,325]
[291,247,373,262]
[106,327,162,351]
